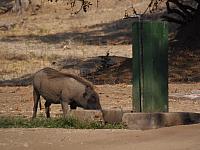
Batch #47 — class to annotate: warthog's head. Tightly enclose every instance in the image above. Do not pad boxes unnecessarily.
[83,86,102,110]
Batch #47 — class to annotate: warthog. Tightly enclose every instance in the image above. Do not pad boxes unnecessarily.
[32,67,102,118]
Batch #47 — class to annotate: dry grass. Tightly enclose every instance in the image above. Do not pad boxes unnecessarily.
[0,50,50,79]
[0,44,132,80]
[0,0,199,83]
[0,0,152,80]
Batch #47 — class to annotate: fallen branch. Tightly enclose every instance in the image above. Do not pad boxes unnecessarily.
[0,22,16,31]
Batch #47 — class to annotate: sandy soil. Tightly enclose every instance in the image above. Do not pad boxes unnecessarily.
[0,83,199,117]
[0,124,200,150]
[0,0,199,118]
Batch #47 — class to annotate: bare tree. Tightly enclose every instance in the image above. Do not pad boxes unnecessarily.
[163,0,200,26]
[12,0,23,13]
[0,0,13,14]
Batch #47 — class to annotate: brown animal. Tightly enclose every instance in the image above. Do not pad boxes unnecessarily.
[32,67,102,118]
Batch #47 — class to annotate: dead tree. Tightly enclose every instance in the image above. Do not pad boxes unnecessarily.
[0,0,13,14]
[12,0,23,14]
[162,0,200,25]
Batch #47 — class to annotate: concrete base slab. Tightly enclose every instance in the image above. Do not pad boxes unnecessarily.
[68,110,104,122]
[122,112,200,130]
[102,109,132,124]
[48,110,200,130]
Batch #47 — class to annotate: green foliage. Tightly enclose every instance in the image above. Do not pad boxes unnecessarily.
[0,116,125,129]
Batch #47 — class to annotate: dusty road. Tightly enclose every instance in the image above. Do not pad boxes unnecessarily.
[0,124,200,150]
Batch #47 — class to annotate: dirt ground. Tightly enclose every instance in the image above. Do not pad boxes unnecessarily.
[0,83,199,117]
[0,1,200,149]
[0,1,200,116]
[0,124,200,150]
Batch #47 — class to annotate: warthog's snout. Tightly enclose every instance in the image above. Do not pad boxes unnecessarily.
[87,102,102,110]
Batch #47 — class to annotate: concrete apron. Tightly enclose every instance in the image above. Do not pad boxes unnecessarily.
[122,112,200,130]
[62,109,200,130]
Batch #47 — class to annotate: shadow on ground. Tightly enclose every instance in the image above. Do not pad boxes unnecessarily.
[1,18,135,45]
[0,55,132,86]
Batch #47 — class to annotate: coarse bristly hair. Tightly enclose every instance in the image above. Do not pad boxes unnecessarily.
[41,67,94,89]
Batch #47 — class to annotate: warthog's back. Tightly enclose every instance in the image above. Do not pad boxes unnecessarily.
[33,67,94,89]
[32,67,93,102]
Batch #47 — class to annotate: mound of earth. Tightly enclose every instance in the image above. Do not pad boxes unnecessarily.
[0,50,199,87]
[73,56,132,85]
[81,56,132,85]
[0,55,132,86]
[54,55,132,85]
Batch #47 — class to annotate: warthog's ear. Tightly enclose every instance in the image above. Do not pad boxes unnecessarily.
[83,92,87,98]
[87,96,97,103]
[83,86,97,103]
[83,85,92,98]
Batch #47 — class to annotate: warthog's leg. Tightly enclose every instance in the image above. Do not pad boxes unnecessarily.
[32,89,40,118]
[69,101,77,110]
[45,101,51,118]
[61,101,69,118]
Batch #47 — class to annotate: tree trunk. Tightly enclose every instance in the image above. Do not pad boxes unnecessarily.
[12,0,22,14]
[12,0,31,14]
